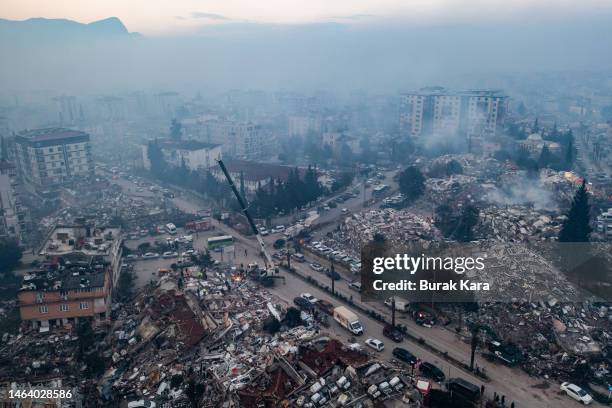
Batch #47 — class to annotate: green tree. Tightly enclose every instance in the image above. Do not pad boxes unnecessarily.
[0,239,21,274]
[170,119,182,140]
[116,269,135,301]
[147,140,166,178]
[399,166,426,202]
[538,145,553,168]
[559,180,592,242]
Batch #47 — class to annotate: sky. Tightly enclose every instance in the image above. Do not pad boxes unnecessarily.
[2,0,612,35]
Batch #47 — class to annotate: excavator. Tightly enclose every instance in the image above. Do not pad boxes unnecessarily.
[216,159,285,287]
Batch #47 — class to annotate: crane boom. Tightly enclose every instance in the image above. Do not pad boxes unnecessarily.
[216,159,275,272]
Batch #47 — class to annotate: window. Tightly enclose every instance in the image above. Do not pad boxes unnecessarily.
[39,305,48,314]
[79,302,89,310]
[60,304,69,312]
[36,293,45,303]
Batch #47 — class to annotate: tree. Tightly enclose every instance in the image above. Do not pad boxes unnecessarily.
[565,139,575,168]
[147,140,166,178]
[399,166,426,202]
[170,119,182,140]
[116,269,135,301]
[538,145,553,168]
[77,318,95,360]
[559,180,592,242]
[0,239,22,274]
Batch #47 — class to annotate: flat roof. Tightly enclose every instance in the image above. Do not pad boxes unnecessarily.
[17,128,89,143]
[157,139,221,151]
[40,225,121,256]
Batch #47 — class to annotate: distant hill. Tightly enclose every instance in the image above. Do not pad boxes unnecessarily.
[0,17,139,44]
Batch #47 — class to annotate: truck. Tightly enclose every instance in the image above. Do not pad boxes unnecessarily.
[333,306,364,336]
[185,219,211,232]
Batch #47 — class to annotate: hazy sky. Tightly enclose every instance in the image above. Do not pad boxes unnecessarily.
[2,0,612,34]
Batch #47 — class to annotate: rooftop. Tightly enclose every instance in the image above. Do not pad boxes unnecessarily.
[40,225,121,257]
[20,254,108,292]
[17,128,89,143]
[216,159,308,182]
[158,138,221,152]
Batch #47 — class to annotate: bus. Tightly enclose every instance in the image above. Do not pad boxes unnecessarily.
[165,223,177,235]
[207,235,234,250]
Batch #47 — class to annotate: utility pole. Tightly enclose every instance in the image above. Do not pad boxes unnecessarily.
[391,296,396,327]
[330,260,335,295]
[470,326,479,371]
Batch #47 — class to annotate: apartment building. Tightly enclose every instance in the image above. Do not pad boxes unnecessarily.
[399,88,508,141]
[142,139,222,172]
[201,120,268,160]
[14,128,94,194]
[18,225,122,331]
[0,160,25,242]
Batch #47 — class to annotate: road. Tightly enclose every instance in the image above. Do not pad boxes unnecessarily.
[111,174,601,408]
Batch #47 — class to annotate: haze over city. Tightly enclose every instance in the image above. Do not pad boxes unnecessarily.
[0,1,612,407]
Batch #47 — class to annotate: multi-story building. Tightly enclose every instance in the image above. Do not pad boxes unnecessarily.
[142,139,222,172]
[288,116,322,137]
[399,88,508,142]
[18,225,122,331]
[14,128,94,194]
[0,160,25,242]
[202,120,268,160]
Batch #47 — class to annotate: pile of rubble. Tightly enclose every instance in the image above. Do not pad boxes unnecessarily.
[476,206,563,242]
[98,270,428,407]
[425,175,482,209]
[339,209,441,252]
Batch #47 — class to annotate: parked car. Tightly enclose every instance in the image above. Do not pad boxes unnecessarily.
[309,263,324,272]
[325,268,341,280]
[162,251,178,259]
[383,325,404,342]
[316,299,334,315]
[293,297,314,311]
[348,281,362,292]
[301,293,319,304]
[260,229,269,236]
[392,347,418,365]
[419,362,445,382]
[365,338,385,352]
[142,252,159,259]
[560,383,593,405]
[127,401,156,408]
[125,254,139,261]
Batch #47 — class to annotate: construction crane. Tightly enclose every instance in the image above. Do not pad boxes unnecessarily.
[216,159,284,286]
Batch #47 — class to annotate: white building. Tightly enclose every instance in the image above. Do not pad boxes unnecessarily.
[322,132,360,154]
[14,128,94,194]
[201,120,268,160]
[142,139,222,172]
[288,116,322,137]
[399,88,508,142]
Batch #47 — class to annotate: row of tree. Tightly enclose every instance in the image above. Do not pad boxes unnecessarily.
[249,166,328,217]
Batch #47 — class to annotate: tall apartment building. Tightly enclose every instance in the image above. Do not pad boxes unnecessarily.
[202,120,267,160]
[399,88,508,141]
[18,225,122,331]
[0,160,25,241]
[14,128,94,194]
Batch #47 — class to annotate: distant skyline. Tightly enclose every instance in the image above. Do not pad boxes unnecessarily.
[2,0,612,35]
